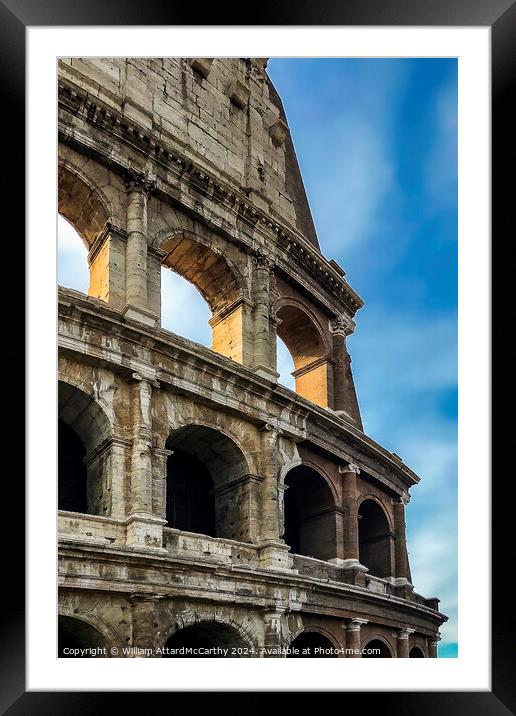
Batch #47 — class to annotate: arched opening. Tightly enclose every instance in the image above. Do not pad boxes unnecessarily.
[58,381,112,516]
[409,646,425,658]
[358,499,393,578]
[58,419,87,513]
[275,303,329,407]
[165,449,215,537]
[288,631,337,658]
[363,639,392,658]
[58,214,89,293]
[59,166,109,248]
[283,465,337,561]
[161,268,212,348]
[276,336,295,390]
[58,615,108,657]
[161,233,245,364]
[58,164,124,307]
[165,425,251,542]
[163,622,247,657]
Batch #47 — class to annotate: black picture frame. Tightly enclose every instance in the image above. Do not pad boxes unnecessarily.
[4,0,509,709]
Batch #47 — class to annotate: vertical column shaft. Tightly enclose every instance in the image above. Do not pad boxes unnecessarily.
[340,463,360,562]
[129,374,154,515]
[125,174,152,311]
[251,253,275,377]
[346,618,368,657]
[397,628,415,657]
[394,498,411,581]
[428,635,440,658]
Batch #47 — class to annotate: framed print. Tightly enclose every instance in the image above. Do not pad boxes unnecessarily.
[3,0,511,709]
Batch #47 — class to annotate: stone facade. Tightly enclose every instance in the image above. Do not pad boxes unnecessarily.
[57,57,446,658]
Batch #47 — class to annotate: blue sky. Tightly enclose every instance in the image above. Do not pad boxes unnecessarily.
[58,57,457,657]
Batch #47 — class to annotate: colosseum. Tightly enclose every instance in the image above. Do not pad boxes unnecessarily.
[57,57,446,658]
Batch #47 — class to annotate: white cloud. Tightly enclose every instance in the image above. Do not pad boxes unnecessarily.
[307,116,395,255]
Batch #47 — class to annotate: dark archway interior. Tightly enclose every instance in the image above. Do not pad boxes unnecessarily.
[58,381,112,516]
[363,639,392,658]
[288,631,336,657]
[166,449,215,536]
[358,499,392,578]
[163,622,246,657]
[409,646,424,658]
[58,420,88,513]
[58,616,108,657]
[283,465,336,561]
[165,425,249,541]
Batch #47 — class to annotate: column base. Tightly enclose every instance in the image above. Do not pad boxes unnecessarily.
[329,557,368,571]
[258,540,295,572]
[125,512,167,551]
[123,304,159,327]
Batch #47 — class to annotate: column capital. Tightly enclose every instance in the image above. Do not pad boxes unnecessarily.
[331,315,355,337]
[252,250,273,271]
[124,169,156,195]
[429,632,442,644]
[347,618,368,631]
[131,372,160,388]
[398,628,416,639]
[339,462,361,475]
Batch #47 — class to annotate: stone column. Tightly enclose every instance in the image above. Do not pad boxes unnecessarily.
[393,497,412,584]
[151,447,173,521]
[129,594,163,656]
[258,424,293,571]
[346,618,368,657]
[331,316,363,429]
[123,172,157,326]
[251,252,277,381]
[339,463,362,566]
[262,606,287,657]
[397,627,415,657]
[125,373,166,550]
[428,633,441,658]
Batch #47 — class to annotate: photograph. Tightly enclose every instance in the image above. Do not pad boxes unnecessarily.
[56,56,455,660]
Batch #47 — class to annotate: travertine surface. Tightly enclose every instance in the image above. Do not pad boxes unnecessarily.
[57,58,446,657]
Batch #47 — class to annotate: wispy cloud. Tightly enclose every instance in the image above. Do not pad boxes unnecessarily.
[424,78,458,212]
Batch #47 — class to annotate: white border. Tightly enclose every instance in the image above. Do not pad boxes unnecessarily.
[27,27,490,691]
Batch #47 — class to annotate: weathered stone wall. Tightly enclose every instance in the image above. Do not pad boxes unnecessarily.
[57,57,446,657]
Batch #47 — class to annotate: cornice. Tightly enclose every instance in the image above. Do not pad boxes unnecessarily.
[58,78,364,318]
[57,541,446,627]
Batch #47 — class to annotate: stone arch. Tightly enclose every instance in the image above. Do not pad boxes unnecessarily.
[409,645,425,658]
[362,636,394,658]
[157,229,249,364]
[287,627,340,658]
[58,380,113,516]
[58,158,126,308]
[165,423,255,542]
[161,613,255,657]
[289,624,341,650]
[283,463,338,561]
[274,297,332,408]
[58,160,112,250]
[58,606,123,657]
[357,493,394,532]
[357,497,393,578]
